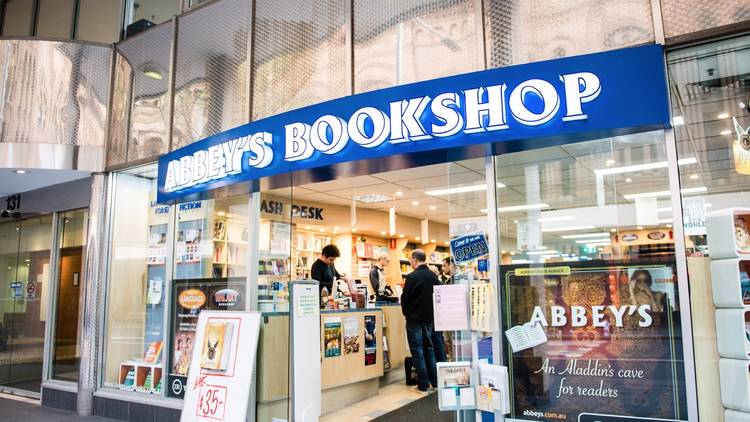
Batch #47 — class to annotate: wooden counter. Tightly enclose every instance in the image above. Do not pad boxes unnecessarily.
[256,306,406,418]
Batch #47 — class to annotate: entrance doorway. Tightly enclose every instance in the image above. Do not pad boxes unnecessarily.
[0,215,52,396]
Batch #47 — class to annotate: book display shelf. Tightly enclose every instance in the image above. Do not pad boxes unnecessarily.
[706,208,750,418]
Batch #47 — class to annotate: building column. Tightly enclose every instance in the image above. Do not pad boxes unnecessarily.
[77,173,109,415]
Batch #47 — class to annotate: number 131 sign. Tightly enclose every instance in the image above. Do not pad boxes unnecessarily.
[181,311,262,422]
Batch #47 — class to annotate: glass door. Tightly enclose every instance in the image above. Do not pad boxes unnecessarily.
[0,215,52,395]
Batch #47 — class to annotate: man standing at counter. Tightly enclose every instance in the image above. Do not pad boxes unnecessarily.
[311,244,344,301]
[369,255,388,296]
[401,249,440,392]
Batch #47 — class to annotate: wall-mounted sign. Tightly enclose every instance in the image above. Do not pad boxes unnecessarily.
[157,45,671,203]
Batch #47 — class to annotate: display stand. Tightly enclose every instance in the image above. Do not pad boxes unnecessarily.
[706,208,750,417]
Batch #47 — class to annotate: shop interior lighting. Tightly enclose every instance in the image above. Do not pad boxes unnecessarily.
[718,112,730,119]
[415,236,421,241]
[429,205,437,211]
[380,231,386,235]
[355,194,392,203]
[610,228,617,232]
[560,232,611,239]
[497,203,549,213]
[689,174,699,179]
[625,178,632,183]
[658,203,711,213]
[351,228,358,232]
[411,201,419,206]
[395,191,403,196]
[594,157,697,176]
[720,129,733,136]
[527,250,558,255]
[658,218,673,224]
[538,215,574,223]
[425,184,488,196]
[586,241,611,247]
[12,169,28,174]
[541,225,596,232]
[605,159,616,166]
[672,116,684,126]
[575,239,609,244]
[217,211,226,217]
[143,70,163,80]
[623,186,707,200]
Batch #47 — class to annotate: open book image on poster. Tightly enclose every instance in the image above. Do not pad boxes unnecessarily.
[505,320,548,353]
[200,321,234,371]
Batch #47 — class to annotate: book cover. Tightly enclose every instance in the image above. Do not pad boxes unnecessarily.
[144,341,163,364]
[741,271,750,305]
[324,318,342,357]
[343,318,360,355]
[735,217,750,252]
[200,321,234,370]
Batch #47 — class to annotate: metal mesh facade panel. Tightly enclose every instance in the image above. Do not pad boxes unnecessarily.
[251,0,348,120]
[119,21,174,162]
[107,53,132,167]
[661,0,750,38]
[485,0,655,67]
[171,0,251,149]
[353,0,484,93]
[0,40,112,147]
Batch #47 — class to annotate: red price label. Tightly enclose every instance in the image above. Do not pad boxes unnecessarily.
[195,385,227,420]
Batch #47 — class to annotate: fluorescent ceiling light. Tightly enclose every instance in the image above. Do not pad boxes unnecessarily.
[673,116,684,126]
[511,259,531,264]
[657,218,673,224]
[426,184,487,195]
[542,225,596,233]
[720,129,732,136]
[594,157,697,176]
[560,232,611,239]
[623,186,707,200]
[143,70,163,80]
[498,203,549,213]
[496,182,506,188]
[527,250,558,255]
[718,112,730,119]
[539,215,575,223]
[575,238,610,244]
[586,241,611,247]
[356,194,392,203]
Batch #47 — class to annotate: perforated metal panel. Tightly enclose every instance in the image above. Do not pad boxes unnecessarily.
[118,21,174,162]
[484,0,655,67]
[353,0,484,93]
[171,0,251,149]
[661,0,750,38]
[107,52,132,167]
[0,40,112,147]
[251,0,348,120]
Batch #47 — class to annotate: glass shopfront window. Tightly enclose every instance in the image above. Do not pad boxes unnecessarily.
[494,132,689,421]
[103,164,168,393]
[667,35,750,420]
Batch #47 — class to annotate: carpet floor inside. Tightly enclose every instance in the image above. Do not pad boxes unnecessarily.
[371,392,453,422]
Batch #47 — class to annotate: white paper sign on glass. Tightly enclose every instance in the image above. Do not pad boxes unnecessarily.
[433,284,470,331]
[683,196,706,236]
[180,311,262,422]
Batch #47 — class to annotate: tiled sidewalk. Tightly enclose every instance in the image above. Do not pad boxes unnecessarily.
[0,395,113,422]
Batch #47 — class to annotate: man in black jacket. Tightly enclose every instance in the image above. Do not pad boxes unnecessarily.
[401,249,440,392]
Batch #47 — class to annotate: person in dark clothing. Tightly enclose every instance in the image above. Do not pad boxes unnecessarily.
[368,255,388,296]
[401,249,444,392]
[310,244,344,302]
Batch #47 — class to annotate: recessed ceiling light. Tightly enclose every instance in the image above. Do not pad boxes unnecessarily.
[594,157,696,176]
[429,205,437,211]
[623,186,707,199]
[217,211,225,217]
[560,232,611,239]
[689,174,699,179]
[13,169,28,174]
[720,129,732,136]
[510,251,515,256]
[610,228,617,233]
[717,112,730,119]
[541,225,596,233]
[666,224,672,228]
[395,191,403,197]
[430,239,436,243]
[527,250,558,255]
[606,159,616,166]
[498,203,549,213]
[319,228,325,233]
[625,178,632,183]
[538,215,574,223]
[416,236,421,241]
[412,201,419,206]
[352,228,358,232]
[637,226,643,230]
[673,116,684,126]
[740,102,747,109]
[380,231,386,235]
[399,234,404,238]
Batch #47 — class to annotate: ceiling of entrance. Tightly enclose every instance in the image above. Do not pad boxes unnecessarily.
[0,169,91,197]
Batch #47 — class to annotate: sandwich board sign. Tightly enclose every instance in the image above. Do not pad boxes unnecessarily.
[181,311,262,422]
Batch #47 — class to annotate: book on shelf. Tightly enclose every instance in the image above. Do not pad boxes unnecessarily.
[736,216,750,253]
[143,341,163,364]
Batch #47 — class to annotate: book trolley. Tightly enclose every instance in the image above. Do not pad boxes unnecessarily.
[706,208,750,422]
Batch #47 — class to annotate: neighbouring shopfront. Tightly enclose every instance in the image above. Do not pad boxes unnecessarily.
[95,42,715,422]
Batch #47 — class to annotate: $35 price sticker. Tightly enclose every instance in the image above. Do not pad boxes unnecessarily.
[195,385,227,420]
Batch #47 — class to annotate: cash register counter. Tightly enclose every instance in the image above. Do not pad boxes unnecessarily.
[256,303,407,420]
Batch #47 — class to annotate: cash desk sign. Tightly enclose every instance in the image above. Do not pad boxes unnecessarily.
[157,45,670,203]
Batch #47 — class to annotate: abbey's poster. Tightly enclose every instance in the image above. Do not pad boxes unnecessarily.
[501,261,688,422]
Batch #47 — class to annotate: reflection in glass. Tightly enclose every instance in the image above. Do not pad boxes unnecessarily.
[51,209,88,382]
[495,134,688,420]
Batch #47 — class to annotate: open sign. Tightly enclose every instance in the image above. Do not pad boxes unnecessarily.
[450,233,489,264]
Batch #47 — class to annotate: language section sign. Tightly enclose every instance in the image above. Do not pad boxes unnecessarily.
[501,262,688,422]
[157,45,670,203]
[450,233,489,264]
[181,311,261,422]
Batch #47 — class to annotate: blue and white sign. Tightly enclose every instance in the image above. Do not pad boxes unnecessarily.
[157,45,670,203]
[451,233,489,264]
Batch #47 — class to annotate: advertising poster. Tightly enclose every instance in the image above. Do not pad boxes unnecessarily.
[324,317,342,357]
[364,315,377,365]
[500,261,688,422]
[168,277,246,399]
[343,317,360,355]
[434,284,470,331]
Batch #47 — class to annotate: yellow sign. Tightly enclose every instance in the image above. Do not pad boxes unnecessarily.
[514,267,571,276]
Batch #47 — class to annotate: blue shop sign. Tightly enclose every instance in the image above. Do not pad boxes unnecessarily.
[157,45,670,203]
[451,234,489,264]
